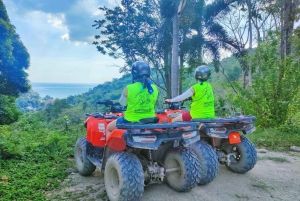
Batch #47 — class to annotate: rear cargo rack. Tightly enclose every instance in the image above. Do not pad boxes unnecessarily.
[117,121,199,129]
[191,116,256,123]
[192,116,256,137]
[117,122,200,149]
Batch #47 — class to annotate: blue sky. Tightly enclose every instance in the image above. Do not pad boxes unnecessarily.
[3,0,123,84]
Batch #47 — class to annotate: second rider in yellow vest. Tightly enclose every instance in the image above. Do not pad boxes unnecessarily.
[165,65,215,122]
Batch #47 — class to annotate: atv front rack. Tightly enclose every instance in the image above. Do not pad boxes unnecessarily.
[192,116,256,138]
[86,113,120,119]
[117,122,200,149]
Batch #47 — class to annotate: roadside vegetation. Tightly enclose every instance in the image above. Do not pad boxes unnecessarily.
[1,0,300,200]
[1,75,300,200]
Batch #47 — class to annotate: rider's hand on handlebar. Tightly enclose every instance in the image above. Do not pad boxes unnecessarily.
[165,99,171,103]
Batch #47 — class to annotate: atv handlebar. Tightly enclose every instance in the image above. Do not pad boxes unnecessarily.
[163,97,192,110]
[96,100,126,113]
[86,113,120,119]
[97,100,113,106]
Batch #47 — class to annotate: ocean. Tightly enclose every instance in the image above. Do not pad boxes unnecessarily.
[31,83,98,99]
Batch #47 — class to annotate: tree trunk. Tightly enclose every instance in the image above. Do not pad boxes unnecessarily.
[280,3,285,59]
[164,49,172,98]
[281,0,295,59]
[246,0,253,88]
[171,14,179,97]
[179,53,184,94]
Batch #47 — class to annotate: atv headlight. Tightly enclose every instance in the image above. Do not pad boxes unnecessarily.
[182,131,197,139]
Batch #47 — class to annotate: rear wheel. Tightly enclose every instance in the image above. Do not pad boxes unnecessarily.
[164,147,201,192]
[221,135,257,173]
[105,152,144,201]
[189,140,219,185]
[74,137,96,176]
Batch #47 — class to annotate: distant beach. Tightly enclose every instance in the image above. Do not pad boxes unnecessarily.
[31,83,98,99]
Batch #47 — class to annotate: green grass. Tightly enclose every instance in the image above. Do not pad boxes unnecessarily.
[0,115,83,201]
[258,156,289,162]
[96,190,107,200]
[234,194,249,200]
[247,127,300,151]
[251,181,274,192]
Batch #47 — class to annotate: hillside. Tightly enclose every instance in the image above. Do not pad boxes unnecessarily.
[16,56,242,117]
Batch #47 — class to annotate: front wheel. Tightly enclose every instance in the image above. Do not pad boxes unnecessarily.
[74,137,96,176]
[104,152,144,201]
[189,140,219,185]
[221,135,257,173]
[164,147,201,192]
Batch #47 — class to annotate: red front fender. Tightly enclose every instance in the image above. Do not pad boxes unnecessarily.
[106,129,127,152]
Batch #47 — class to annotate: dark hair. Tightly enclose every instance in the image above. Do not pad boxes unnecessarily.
[142,75,148,89]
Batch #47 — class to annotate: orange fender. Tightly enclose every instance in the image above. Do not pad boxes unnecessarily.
[106,129,127,152]
[86,117,107,147]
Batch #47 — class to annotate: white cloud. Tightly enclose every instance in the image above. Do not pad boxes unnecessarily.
[92,10,102,16]
[48,14,66,29]
[61,34,70,41]
[3,0,126,84]
[74,42,81,46]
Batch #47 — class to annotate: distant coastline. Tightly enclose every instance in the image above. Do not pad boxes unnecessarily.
[31,82,98,99]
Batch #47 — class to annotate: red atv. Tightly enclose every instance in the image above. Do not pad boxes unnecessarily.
[74,103,202,201]
[156,102,219,185]
[158,101,257,178]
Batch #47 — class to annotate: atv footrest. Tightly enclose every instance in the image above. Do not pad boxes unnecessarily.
[86,141,104,170]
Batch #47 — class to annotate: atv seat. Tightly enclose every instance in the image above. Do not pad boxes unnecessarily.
[139,117,159,124]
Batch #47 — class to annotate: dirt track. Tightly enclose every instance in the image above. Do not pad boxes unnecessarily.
[48,150,300,201]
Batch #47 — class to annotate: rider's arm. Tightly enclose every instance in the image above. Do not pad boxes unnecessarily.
[169,88,194,102]
[119,87,128,106]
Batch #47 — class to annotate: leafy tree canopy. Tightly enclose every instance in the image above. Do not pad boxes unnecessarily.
[0,1,30,124]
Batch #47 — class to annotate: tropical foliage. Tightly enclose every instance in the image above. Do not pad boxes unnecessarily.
[1,0,300,200]
[0,1,30,125]
[232,32,300,127]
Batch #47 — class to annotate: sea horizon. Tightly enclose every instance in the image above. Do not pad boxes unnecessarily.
[31,82,99,84]
[31,82,99,99]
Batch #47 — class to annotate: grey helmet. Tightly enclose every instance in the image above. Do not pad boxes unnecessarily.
[194,65,211,81]
[131,61,151,80]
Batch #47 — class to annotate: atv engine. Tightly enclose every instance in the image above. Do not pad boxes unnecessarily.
[144,162,164,185]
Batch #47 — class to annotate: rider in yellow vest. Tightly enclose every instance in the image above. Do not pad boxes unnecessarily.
[106,61,158,134]
[165,65,214,121]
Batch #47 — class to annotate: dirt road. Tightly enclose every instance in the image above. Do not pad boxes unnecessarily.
[48,150,300,201]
